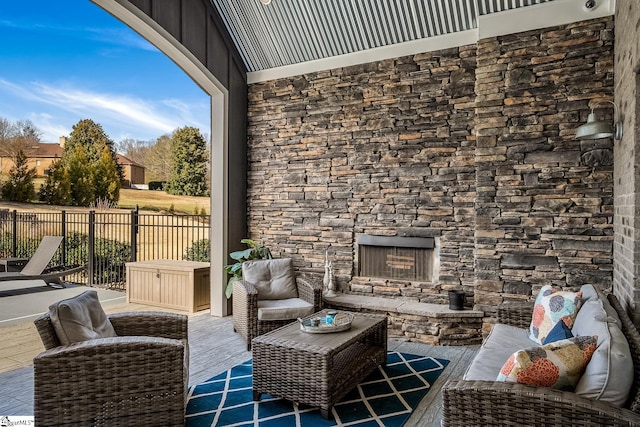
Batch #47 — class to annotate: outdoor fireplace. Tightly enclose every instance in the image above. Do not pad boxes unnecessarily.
[357,235,439,282]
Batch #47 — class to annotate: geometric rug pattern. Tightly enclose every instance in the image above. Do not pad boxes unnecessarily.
[185,351,449,427]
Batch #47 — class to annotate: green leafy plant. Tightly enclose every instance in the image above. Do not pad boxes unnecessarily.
[185,238,210,262]
[224,238,272,298]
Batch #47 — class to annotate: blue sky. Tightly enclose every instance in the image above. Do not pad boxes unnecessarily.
[0,0,210,145]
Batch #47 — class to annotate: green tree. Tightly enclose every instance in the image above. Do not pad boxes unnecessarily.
[62,119,122,205]
[64,119,118,165]
[66,145,94,206]
[38,160,72,205]
[165,127,208,196]
[94,145,121,203]
[2,150,36,202]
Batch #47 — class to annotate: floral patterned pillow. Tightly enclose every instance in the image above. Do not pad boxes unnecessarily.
[529,285,582,344]
[497,336,598,390]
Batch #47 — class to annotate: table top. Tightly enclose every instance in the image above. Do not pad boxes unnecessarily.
[252,310,385,356]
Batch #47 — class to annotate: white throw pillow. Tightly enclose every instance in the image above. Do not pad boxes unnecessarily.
[572,299,633,407]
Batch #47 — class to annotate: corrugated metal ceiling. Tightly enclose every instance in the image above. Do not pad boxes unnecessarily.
[210,0,556,73]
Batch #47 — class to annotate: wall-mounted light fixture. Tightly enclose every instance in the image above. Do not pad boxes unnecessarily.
[259,0,272,4]
[575,100,623,141]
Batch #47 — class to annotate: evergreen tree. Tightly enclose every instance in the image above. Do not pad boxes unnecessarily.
[64,119,119,166]
[94,145,121,203]
[38,160,72,205]
[2,150,36,202]
[66,145,94,206]
[62,119,122,205]
[165,127,209,196]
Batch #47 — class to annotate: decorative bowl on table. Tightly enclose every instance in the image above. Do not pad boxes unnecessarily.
[298,311,355,334]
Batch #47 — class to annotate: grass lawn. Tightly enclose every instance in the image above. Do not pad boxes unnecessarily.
[0,184,209,215]
[118,189,210,215]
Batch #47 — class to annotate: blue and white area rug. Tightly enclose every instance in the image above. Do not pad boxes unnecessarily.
[185,351,449,427]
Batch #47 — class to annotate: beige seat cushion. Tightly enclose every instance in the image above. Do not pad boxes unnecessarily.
[257,298,314,321]
[464,323,536,381]
[49,290,117,345]
[243,258,298,300]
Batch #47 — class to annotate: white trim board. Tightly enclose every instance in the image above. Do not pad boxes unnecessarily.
[247,0,615,84]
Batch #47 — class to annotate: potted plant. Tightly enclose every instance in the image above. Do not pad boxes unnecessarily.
[224,238,272,298]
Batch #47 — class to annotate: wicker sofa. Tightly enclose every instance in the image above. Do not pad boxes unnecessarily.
[33,305,188,426]
[443,290,640,426]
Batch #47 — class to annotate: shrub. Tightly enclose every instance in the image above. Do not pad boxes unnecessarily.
[65,232,131,286]
[185,239,210,262]
[148,181,165,191]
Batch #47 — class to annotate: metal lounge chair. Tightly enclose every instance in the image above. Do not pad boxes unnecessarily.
[0,236,84,286]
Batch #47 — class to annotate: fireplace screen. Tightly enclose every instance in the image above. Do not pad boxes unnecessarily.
[357,235,435,282]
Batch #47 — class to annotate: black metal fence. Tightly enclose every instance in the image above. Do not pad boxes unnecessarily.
[0,208,210,290]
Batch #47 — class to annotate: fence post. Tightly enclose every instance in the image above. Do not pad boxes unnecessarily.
[11,210,17,257]
[61,210,67,266]
[131,206,138,262]
[88,210,95,287]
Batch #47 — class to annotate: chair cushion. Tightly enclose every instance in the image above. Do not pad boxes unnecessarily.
[257,298,314,321]
[572,299,634,406]
[243,258,298,300]
[49,290,117,345]
[529,285,582,344]
[464,323,536,381]
[496,336,598,390]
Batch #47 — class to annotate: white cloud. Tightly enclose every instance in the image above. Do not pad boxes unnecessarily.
[0,78,210,143]
[28,113,70,142]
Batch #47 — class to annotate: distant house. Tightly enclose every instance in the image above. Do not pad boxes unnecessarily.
[0,137,145,188]
[116,154,145,188]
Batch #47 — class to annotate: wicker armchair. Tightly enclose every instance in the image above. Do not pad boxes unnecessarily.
[33,310,189,426]
[442,294,640,426]
[232,258,323,350]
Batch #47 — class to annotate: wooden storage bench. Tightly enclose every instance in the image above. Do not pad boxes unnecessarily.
[126,259,210,313]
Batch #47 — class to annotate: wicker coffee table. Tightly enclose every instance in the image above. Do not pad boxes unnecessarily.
[252,310,387,419]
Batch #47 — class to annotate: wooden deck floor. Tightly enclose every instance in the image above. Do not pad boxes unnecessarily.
[0,306,478,425]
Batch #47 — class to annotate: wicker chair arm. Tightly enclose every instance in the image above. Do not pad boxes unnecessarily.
[497,303,534,329]
[34,336,187,425]
[234,279,258,296]
[108,311,188,340]
[232,279,259,350]
[442,380,640,426]
[34,312,60,350]
[296,276,323,310]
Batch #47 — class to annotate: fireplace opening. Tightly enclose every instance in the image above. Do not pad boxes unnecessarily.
[357,235,438,282]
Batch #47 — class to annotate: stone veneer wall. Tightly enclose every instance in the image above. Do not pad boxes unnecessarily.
[473,18,615,323]
[246,17,614,320]
[613,0,640,323]
[247,45,477,302]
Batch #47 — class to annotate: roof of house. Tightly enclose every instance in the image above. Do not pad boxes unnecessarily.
[18,143,144,169]
[116,154,144,168]
[30,143,62,158]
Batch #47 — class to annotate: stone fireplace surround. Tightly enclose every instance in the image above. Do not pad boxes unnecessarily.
[246,16,615,334]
